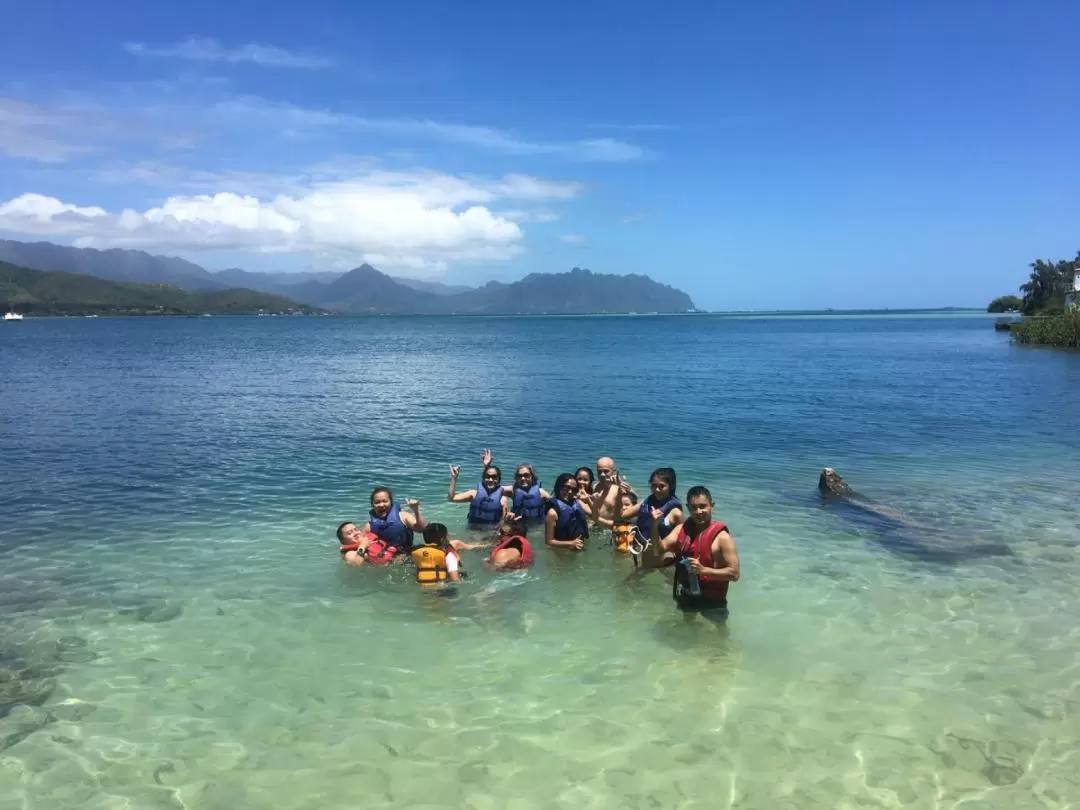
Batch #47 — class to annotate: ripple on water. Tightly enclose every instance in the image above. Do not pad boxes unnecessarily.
[2,316,1080,808]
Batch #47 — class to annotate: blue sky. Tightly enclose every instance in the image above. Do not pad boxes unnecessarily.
[1,0,1077,310]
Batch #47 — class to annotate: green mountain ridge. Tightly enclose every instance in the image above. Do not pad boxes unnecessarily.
[0,239,696,314]
[0,262,326,316]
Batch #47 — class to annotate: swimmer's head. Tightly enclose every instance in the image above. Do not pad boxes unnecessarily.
[684,486,714,526]
[370,487,394,517]
[422,523,450,547]
[337,522,361,545]
[481,464,502,490]
[500,516,526,538]
[648,467,677,501]
[553,473,578,503]
[575,467,594,491]
[514,464,538,488]
[620,491,639,509]
[596,457,616,484]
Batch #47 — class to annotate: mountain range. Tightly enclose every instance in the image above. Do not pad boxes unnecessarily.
[0,261,325,317]
[0,239,697,315]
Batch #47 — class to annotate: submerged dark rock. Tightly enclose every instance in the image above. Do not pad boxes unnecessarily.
[110,594,184,624]
[0,656,56,718]
[817,467,1015,564]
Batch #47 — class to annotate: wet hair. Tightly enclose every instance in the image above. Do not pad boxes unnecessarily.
[648,467,677,497]
[481,465,502,488]
[501,516,527,538]
[686,486,713,504]
[369,487,393,506]
[336,521,355,544]
[423,523,449,546]
[553,473,577,499]
[621,491,639,506]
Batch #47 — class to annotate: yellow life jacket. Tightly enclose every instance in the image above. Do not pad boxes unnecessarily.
[411,544,451,584]
[612,523,633,553]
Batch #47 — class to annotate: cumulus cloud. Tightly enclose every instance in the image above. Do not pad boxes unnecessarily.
[0,170,582,276]
[124,38,332,69]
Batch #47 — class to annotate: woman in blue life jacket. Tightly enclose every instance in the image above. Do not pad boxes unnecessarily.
[361,488,425,553]
[545,472,593,551]
[505,464,550,523]
[448,462,509,529]
[615,467,683,561]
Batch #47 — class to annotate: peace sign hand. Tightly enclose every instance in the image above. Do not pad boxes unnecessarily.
[450,464,461,478]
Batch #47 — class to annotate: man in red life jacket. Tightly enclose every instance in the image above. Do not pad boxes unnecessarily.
[653,485,740,622]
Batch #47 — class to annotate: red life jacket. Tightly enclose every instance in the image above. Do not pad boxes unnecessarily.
[488,535,534,569]
[365,537,398,566]
[676,520,730,603]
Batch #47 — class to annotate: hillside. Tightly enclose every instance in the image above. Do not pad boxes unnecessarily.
[0,239,224,290]
[291,265,695,314]
[0,238,695,315]
[0,262,325,316]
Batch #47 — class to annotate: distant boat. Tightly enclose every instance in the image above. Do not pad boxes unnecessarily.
[3,311,24,322]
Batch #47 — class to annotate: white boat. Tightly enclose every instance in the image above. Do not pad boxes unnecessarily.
[3,311,23,321]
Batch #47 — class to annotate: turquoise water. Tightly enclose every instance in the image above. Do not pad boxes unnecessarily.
[2,314,1079,810]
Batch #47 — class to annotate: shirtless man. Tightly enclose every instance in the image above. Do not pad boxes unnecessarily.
[589,457,637,530]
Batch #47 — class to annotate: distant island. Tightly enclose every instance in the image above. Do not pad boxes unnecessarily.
[0,239,696,316]
[0,262,325,317]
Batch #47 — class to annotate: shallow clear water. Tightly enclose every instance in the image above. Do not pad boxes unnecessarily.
[1,314,1079,809]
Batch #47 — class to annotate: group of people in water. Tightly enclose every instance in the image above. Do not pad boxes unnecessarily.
[335,451,741,620]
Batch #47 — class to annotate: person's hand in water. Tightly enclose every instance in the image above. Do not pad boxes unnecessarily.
[569,538,584,551]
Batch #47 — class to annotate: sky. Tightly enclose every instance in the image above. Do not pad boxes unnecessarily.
[0,0,1077,310]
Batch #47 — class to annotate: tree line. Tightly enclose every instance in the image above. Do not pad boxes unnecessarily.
[988,251,1079,315]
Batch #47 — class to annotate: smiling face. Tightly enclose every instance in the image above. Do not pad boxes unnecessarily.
[515,466,534,488]
[575,469,593,491]
[557,478,578,504]
[370,490,392,518]
[596,457,616,486]
[338,522,362,545]
[649,476,671,502]
[686,493,712,526]
[482,466,501,491]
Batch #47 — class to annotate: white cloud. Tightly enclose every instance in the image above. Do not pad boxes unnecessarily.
[0,99,96,162]
[0,170,582,276]
[214,98,648,162]
[124,38,332,69]
[560,233,588,244]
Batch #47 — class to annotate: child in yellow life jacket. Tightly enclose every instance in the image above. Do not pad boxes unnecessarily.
[411,523,464,587]
[612,491,639,553]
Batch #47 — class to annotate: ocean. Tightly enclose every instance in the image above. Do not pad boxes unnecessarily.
[1,313,1078,809]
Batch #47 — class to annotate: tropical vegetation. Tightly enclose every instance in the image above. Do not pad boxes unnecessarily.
[986,295,1022,313]
[990,251,1080,349]
[1010,309,1080,348]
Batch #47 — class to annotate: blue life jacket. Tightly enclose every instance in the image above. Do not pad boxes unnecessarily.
[512,481,545,521]
[548,498,589,541]
[637,495,682,539]
[468,483,504,525]
[369,503,414,550]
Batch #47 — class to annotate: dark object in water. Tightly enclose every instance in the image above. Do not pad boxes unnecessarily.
[0,656,56,718]
[817,468,1015,564]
